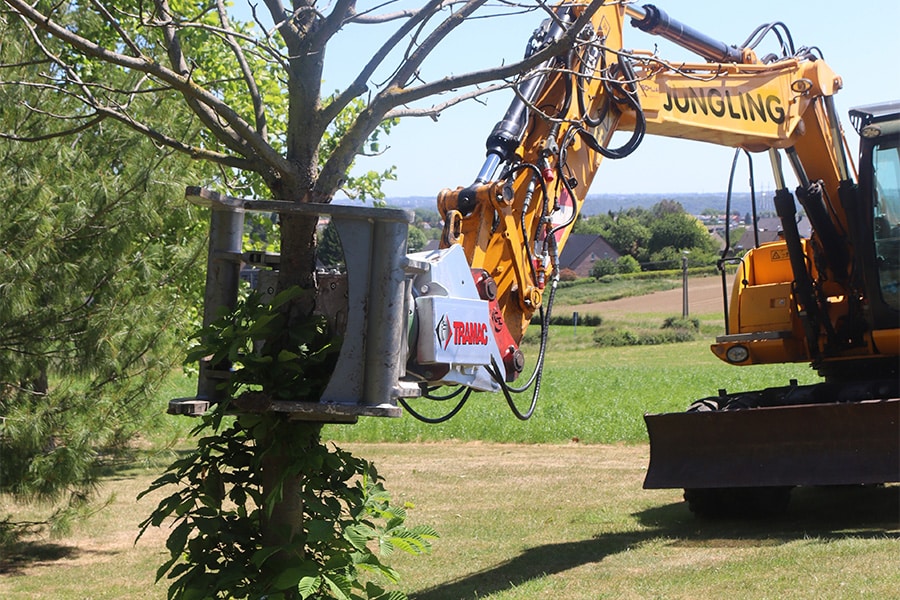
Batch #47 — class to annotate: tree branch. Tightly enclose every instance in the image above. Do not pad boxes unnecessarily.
[0,114,107,143]
[154,0,254,157]
[215,0,268,139]
[383,81,508,119]
[262,0,304,55]
[390,0,488,88]
[310,0,357,50]
[87,0,144,57]
[319,0,448,129]
[386,0,607,107]
[97,103,258,170]
[4,0,294,178]
[316,0,607,201]
[346,0,460,24]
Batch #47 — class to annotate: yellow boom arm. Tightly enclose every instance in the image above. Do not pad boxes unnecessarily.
[435,2,884,374]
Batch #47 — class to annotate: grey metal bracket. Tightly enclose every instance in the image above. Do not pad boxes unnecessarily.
[168,187,420,421]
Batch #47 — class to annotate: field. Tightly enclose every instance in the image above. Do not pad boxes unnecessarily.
[1,277,898,599]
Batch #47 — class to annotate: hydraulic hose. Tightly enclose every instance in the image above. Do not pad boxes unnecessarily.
[477,9,574,183]
[401,388,472,424]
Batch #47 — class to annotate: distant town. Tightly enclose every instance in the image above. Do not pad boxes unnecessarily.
[380,191,779,219]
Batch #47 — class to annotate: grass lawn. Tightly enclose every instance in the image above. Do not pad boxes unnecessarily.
[1,442,896,600]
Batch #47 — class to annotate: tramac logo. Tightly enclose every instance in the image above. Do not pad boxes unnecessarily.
[436,314,489,350]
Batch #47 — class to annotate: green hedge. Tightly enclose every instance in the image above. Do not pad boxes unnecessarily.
[591,316,700,347]
[530,313,604,326]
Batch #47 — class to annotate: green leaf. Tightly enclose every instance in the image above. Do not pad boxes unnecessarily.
[271,286,305,309]
[272,564,318,591]
[165,520,191,556]
[408,524,440,540]
[250,546,282,568]
[344,524,376,551]
[155,554,181,583]
[277,349,301,362]
[307,519,336,543]
[174,498,195,517]
[323,573,353,600]
[298,575,323,599]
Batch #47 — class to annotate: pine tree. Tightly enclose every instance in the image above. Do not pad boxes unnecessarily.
[0,52,210,527]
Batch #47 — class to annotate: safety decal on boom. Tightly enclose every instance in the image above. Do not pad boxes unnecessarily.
[551,188,576,245]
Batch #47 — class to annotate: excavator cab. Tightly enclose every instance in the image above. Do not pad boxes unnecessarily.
[853,102,900,322]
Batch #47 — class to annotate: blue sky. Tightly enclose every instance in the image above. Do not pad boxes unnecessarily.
[233,1,900,198]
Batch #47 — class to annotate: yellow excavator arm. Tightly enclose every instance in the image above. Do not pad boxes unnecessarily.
[177,2,898,509]
[424,2,894,382]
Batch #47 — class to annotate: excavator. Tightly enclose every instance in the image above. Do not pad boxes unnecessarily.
[401,1,900,514]
[180,2,899,515]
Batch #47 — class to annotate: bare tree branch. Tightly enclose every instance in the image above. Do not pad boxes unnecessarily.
[98,104,257,170]
[147,13,292,73]
[262,0,305,54]
[311,0,357,50]
[87,0,144,57]
[383,81,509,119]
[215,0,268,139]
[347,0,459,24]
[0,114,106,143]
[390,0,489,88]
[319,0,449,129]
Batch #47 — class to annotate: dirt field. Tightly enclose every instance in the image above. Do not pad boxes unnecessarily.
[568,276,728,316]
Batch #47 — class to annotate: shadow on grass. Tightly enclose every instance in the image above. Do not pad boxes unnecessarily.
[0,540,79,576]
[94,447,196,480]
[410,485,899,600]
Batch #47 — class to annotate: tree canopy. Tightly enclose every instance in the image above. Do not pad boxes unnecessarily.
[576,201,720,271]
[1,0,604,202]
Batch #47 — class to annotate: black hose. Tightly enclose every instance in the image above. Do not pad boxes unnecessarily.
[400,388,472,424]
[422,384,468,401]
[490,357,539,421]
[572,58,646,160]
[507,278,557,394]
[739,22,796,57]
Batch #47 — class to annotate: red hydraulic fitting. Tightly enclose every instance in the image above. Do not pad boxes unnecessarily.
[542,167,555,182]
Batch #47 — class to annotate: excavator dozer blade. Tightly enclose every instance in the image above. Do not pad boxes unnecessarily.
[643,399,900,489]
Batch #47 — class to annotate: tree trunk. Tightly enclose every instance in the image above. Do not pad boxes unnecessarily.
[259,169,329,595]
[277,212,320,317]
[260,420,323,599]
